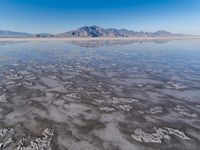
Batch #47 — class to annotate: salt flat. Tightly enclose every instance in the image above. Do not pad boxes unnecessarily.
[0,40,199,150]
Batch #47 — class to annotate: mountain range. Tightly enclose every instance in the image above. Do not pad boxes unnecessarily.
[0,25,184,38]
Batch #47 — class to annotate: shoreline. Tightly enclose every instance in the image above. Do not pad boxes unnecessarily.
[0,36,200,42]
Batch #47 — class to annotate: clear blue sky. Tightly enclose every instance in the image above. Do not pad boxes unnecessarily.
[0,0,200,34]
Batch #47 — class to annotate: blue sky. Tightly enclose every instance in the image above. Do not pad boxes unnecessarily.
[0,0,200,34]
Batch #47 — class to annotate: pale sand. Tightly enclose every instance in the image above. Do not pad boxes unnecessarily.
[0,36,200,42]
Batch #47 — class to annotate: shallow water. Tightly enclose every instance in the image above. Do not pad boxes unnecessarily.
[0,40,200,150]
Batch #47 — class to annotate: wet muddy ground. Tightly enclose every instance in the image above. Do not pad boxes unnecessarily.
[0,40,200,150]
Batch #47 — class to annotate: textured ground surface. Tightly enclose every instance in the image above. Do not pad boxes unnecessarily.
[0,40,200,150]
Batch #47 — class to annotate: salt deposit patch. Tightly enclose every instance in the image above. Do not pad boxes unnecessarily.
[5,73,23,80]
[150,106,163,114]
[165,81,187,90]
[131,127,190,143]
[0,128,15,149]
[23,81,33,86]
[16,128,54,150]
[5,81,15,85]
[175,105,198,118]
[0,94,7,103]
[18,70,29,75]
[119,105,132,111]
[0,137,13,149]
[95,97,139,104]
[66,93,80,99]
[99,106,115,112]
[48,75,57,80]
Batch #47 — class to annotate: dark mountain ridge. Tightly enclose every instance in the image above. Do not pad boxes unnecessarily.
[0,26,186,38]
[56,26,181,37]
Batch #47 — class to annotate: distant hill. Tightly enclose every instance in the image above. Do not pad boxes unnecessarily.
[34,33,54,38]
[56,25,179,37]
[0,26,185,38]
[0,30,55,38]
[0,30,32,37]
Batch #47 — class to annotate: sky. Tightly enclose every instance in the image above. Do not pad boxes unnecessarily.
[0,0,200,34]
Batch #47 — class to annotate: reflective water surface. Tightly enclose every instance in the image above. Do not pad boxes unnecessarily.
[0,40,200,150]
